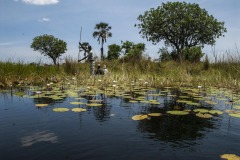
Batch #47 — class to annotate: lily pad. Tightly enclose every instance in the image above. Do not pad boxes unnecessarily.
[70,102,85,105]
[148,113,162,117]
[132,114,148,120]
[196,113,213,119]
[53,108,69,112]
[86,103,103,107]
[193,109,209,113]
[229,113,240,118]
[220,154,240,160]
[209,110,223,115]
[71,108,86,112]
[167,110,189,115]
[129,100,138,103]
[35,104,48,107]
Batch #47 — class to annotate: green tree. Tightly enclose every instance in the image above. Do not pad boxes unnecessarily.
[121,40,145,61]
[31,34,67,65]
[136,1,227,61]
[107,44,121,60]
[93,22,112,60]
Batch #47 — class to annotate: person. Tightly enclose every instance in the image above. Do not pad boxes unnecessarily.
[95,64,104,75]
[103,65,108,75]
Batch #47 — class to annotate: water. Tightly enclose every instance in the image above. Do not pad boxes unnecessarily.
[0,87,240,160]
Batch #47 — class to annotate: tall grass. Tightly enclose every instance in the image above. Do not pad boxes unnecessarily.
[1,53,240,89]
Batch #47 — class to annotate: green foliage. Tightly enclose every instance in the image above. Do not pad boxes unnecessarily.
[31,34,67,65]
[93,22,112,60]
[121,41,145,61]
[182,47,204,62]
[136,1,227,61]
[107,44,121,60]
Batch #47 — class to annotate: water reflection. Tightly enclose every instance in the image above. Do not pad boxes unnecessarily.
[21,130,58,147]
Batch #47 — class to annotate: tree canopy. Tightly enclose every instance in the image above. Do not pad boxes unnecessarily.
[31,34,67,65]
[136,1,227,61]
[93,22,112,60]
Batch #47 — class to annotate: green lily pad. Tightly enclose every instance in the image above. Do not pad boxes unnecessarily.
[132,114,148,120]
[72,108,86,112]
[53,108,69,112]
[70,102,85,105]
[35,104,48,107]
[196,113,213,118]
[148,113,162,117]
[193,109,209,113]
[229,113,240,118]
[86,103,102,107]
[209,110,223,115]
[167,110,189,115]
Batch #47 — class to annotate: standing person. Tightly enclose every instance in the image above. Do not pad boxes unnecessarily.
[103,65,108,75]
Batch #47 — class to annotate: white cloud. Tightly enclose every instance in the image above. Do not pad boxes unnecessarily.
[38,17,51,22]
[22,0,59,5]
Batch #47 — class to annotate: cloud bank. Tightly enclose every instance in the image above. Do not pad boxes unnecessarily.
[22,0,59,5]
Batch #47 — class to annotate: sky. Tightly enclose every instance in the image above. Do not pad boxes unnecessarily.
[0,0,240,63]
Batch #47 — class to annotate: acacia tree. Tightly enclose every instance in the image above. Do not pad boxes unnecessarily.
[31,34,67,65]
[136,1,227,61]
[93,22,112,60]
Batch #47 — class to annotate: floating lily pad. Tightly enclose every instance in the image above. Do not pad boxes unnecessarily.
[53,108,69,112]
[35,104,48,107]
[71,108,86,112]
[167,111,189,115]
[196,113,213,118]
[186,102,201,106]
[205,101,218,105]
[220,154,240,160]
[225,110,236,114]
[148,113,161,117]
[140,100,149,104]
[229,113,240,118]
[86,103,102,107]
[132,114,148,120]
[209,110,223,115]
[70,102,85,105]
[193,109,209,113]
[233,106,240,110]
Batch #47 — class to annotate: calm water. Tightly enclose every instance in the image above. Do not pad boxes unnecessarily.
[0,87,240,160]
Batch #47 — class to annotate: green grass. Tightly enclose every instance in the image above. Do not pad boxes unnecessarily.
[1,57,240,90]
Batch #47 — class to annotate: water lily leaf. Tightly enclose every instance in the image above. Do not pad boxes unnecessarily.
[53,108,69,112]
[70,102,85,105]
[205,101,218,105]
[132,114,148,120]
[186,102,201,106]
[148,113,161,117]
[71,108,86,112]
[233,106,240,110]
[167,111,189,115]
[86,103,102,107]
[193,109,209,113]
[225,110,236,114]
[35,104,48,107]
[196,113,213,119]
[220,154,240,160]
[140,100,149,104]
[229,113,240,118]
[209,110,223,115]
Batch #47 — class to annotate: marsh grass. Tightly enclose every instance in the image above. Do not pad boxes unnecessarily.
[1,54,240,90]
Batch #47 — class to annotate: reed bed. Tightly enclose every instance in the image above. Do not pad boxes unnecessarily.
[1,54,240,90]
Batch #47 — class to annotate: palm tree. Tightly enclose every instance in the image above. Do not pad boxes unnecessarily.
[93,22,112,60]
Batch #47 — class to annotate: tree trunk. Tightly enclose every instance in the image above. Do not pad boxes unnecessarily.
[53,58,57,65]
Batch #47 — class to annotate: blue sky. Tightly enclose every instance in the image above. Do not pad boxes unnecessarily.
[0,0,240,63]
